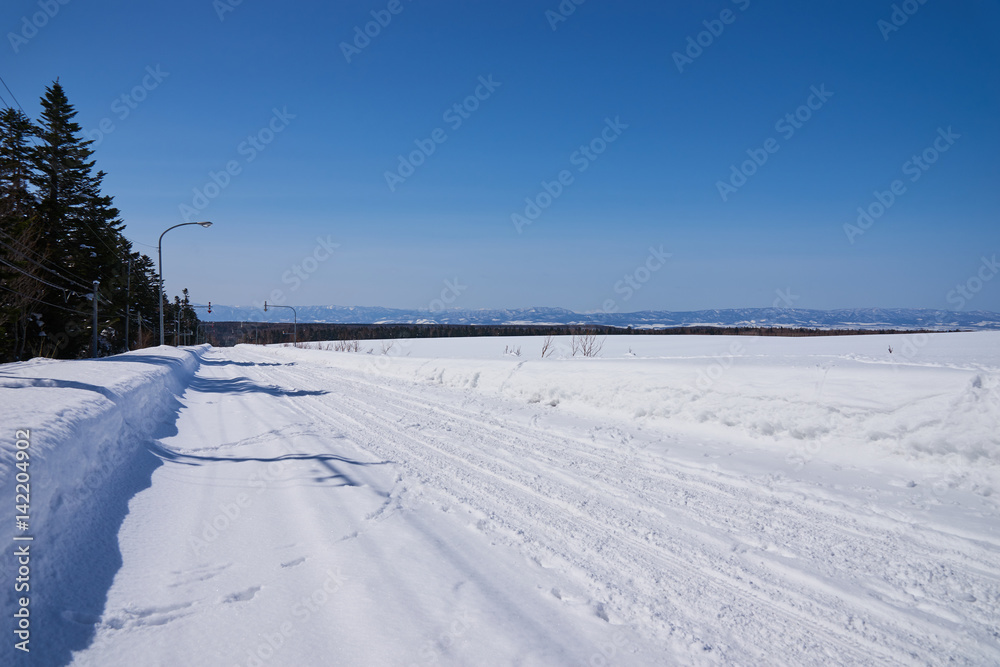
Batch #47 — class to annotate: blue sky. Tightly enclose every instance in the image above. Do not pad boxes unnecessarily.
[3,0,998,312]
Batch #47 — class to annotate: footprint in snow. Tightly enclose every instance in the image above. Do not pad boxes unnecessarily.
[170,562,230,587]
[221,586,261,603]
[99,601,196,630]
[281,556,306,568]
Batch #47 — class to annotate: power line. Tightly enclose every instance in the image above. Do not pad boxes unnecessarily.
[0,74,25,113]
[0,274,136,325]
[0,283,89,317]
[0,226,114,290]
[0,256,83,294]
[0,230,94,291]
[0,240,92,292]
[0,231,160,325]
[0,234,93,291]
[76,216,130,260]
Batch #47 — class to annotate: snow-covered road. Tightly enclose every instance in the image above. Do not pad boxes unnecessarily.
[3,334,1000,665]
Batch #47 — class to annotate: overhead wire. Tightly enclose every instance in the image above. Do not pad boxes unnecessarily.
[0,229,94,291]
[0,74,25,113]
[0,230,162,325]
[0,237,94,292]
[0,284,90,317]
[0,255,83,294]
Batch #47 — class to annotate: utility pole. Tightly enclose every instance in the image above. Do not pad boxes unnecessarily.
[91,280,100,357]
[125,255,132,351]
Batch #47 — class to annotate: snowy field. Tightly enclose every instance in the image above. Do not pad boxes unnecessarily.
[1,332,999,665]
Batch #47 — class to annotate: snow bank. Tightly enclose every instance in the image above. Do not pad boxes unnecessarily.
[0,346,203,663]
[273,333,1000,492]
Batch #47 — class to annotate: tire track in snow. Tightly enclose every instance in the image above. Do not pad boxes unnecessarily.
[320,381,983,665]
[235,348,1000,664]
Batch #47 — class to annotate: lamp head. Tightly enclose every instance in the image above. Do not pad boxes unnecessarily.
[197,221,213,228]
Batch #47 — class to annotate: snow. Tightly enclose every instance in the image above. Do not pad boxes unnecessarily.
[1,332,999,665]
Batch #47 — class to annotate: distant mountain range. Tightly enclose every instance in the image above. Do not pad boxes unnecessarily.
[197,305,1000,330]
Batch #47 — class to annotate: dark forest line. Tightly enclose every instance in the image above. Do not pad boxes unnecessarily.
[195,322,955,347]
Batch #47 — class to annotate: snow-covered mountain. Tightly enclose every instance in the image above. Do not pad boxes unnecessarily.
[197,305,1000,330]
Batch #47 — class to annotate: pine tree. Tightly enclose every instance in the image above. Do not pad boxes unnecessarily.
[30,81,95,260]
[1,80,187,360]
[0,108,45,359]
[27,81,149,357]
[0,108,36,220]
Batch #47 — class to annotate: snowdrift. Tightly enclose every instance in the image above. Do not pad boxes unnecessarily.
[278,332,1000,495]
[0,346,203,664]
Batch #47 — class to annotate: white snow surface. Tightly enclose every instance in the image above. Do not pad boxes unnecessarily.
[1,332,999,665]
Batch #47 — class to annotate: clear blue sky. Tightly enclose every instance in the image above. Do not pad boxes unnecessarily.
[3,0,998,312]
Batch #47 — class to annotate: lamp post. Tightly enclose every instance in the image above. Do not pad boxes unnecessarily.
[158,221,212,346]
[264,302,297,345]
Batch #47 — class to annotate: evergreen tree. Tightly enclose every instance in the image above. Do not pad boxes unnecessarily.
[0,80,194,360]
[0,108,45,359]
[0,108,36,220]
[23,80,102,357]
[29,81,95,259]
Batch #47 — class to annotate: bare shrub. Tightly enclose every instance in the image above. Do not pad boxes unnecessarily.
[333,339,361,352]
[541,335,554,358]
[380,341,395,355]
[504,344,521,357]
[572,333,604,358]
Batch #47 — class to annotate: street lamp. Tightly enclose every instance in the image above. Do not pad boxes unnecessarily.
[264,302,297,345]
[158,221,213,346]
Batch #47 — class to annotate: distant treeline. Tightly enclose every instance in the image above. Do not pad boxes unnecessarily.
[195,322,957,347]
